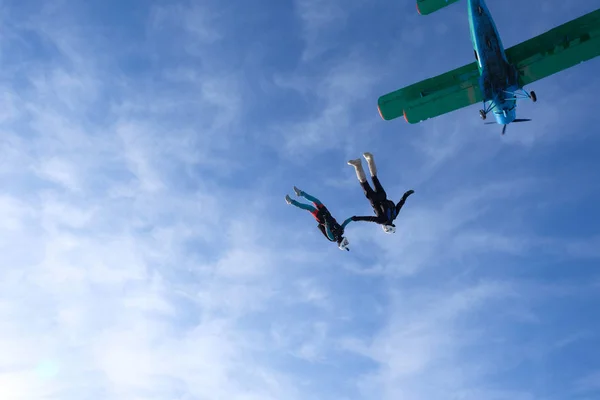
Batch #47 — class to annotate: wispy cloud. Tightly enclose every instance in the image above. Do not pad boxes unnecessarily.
[273,52,382,157]
[341,281,517,399]
[0,2,304,399]
[576,370,600,394]
[1,0,600,399]
[293,0,354,61]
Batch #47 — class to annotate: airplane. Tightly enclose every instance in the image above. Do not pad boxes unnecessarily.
[377,0,600,135]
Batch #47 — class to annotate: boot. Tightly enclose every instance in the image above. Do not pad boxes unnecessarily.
[347,159,367,183]
[363,152,377,177]
[285,194,292,205]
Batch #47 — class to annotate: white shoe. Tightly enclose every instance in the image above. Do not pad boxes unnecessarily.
[347,158,361,167]
[363,152,373,161]
[285,195,292,205]
[293,186,302,196]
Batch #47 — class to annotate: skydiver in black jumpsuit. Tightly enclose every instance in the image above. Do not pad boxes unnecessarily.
[347,152,414,233]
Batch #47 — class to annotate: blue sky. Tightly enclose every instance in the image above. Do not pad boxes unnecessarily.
[1,0,599,399]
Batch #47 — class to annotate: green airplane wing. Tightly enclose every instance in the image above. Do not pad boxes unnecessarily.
[377,61,482,123]
[506,8,600,87]
[416,0,460,16]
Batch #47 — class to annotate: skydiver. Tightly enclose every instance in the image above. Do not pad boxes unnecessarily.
[285,186,352,251]
[347,152,414,233]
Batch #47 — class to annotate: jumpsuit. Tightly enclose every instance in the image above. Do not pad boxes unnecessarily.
[288,190,352,242]
[353,177,413,225]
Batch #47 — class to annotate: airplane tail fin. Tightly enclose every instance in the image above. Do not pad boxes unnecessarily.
[416,0,461,15]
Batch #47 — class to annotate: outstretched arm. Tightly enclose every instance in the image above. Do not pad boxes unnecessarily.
[340,217,353,229]
[351,215,383,223]
[395,190,414,214]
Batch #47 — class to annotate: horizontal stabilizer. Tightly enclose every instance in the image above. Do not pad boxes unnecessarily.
[506,8,600,86]
[416,0,460,15]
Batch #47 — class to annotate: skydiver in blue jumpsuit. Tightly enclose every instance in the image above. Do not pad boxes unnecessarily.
[285,186,352,251]
[347,152,414,233]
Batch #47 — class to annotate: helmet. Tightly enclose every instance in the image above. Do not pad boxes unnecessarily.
[338,237,350,251]
[382,224,396,234]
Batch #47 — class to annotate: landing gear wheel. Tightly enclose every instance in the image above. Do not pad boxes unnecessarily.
[530,91,537,102]
[479,110,487,120]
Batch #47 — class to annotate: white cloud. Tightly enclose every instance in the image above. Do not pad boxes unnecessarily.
[576,370,600,393]
[294,0,349,61]
[34,157,82,192]
[272,52,383,160]
[150,3,223,45]
[1,1,599,399]
[342,282,511,397]
[0,4,306,399]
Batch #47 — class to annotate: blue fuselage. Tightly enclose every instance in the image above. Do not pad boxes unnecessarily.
[468,0,519,125]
